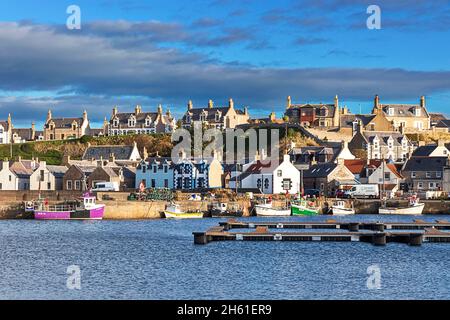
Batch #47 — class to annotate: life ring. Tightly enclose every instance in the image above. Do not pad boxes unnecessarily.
[26,201,33,209]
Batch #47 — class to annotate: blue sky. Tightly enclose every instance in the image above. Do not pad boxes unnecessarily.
[0,0,450,127]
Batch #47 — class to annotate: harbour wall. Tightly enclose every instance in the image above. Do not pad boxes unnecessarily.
[0,191,450,219]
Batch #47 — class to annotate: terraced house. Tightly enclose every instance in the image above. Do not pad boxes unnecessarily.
[136,157,174,189]
[106,105,176,135]
[348,125,414,163]
[371,95,431,132]
[44,110,90,140]
[181,99,249,129]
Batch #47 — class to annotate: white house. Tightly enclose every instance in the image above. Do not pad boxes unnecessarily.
[29,161,63,191]
[234,155,300,194]
[0,115,12,144]
[0,161,18,190]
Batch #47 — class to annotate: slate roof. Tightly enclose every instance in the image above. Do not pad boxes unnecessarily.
[411,145,438,157]
[362,131,409,146]
[83,145,135,161]
[430,113,447,123]
[229,160,280,181]
[47,165,68,178]
[122,167,136,179]
[9,161,33,178]
[339,114,375,128]
[380,104,428,118]
[303,163,338,178]
[290,146,336,156]
[403,157,448,172]
[436,120,450,128]
[286,103,337,118]
[183,106,230,123]
[138,157,173,170]
[0,120,10,131]
[45,117,83,129]
[12,128,34,141]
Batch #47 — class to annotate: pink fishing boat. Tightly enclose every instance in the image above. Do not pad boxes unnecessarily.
[32,193,105,220]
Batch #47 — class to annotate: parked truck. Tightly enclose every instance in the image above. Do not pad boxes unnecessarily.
[344,184,379,199]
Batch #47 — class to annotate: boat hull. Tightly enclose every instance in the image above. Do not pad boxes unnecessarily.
[255,205,291,217]
[331,207,355,215]
[291,204,319,216]
[379,203,425,215]
[164,211,204,219]
[34,205,105,220]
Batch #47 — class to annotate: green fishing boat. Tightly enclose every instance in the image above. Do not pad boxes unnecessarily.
[291,199,320,216]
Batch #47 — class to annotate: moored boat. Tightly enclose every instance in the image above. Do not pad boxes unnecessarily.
[33,193,105,220]
[379,196,425,215]
[164,203,204,219]
[209,202,243,218]
[331,200,355,215]
[291,199,320,216]
[255,203,291,217]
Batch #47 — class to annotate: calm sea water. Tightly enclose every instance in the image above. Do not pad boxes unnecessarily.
[1,215,450,300]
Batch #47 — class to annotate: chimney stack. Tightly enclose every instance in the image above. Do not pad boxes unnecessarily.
[188,100,193,111]
[286,96,292,110]
[208,99,214,109]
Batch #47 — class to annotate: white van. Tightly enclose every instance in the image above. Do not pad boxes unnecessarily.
[344,184,379,199]
[91,181,119,192]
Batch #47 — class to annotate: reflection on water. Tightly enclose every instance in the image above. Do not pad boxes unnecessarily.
[0,215,449,300]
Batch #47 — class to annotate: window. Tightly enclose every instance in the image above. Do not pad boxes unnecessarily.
[151,179,156,188]
[164,166,168,173]
[186,115,191,124]
[200,114,207,122]
[437,171,442,178]
[257,179,262,189]
[47,182,51,190]
[384,172,391,180]
[418,182,423,189]
[128,117,136,127]
[277,170,282,177]
[415,108,421,117]
[40,170,45,181]
[75,180,81,190]
[414,121,423,130]
[164,179,169,188]
[67,180,73,190]
[145,118,151,126]
[142,166,146,173]
[153,166,157,173]
[411,171,416,178]
[264,178,270,190]
[388,108,394,116]
[319,107,328,117]
[8,175,11,182]
[215,112,221,122]
[426,172,431,178]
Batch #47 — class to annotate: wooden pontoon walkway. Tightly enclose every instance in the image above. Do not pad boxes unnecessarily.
[193,219,450,246]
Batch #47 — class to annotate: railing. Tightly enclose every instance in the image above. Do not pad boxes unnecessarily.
[34,204,77,212]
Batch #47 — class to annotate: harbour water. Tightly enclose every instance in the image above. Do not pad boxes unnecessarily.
[1,215,450,300]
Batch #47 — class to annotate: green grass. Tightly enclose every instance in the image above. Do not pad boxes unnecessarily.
[0,142,63,165]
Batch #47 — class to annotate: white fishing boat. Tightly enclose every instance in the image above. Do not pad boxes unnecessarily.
[331,200,355,215]
[255,199,291,217]
[379,196,425,215]
[164,203,204,219]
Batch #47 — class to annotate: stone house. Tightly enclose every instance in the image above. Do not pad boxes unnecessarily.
[303,159,356,196]
[63,165,96,191]
[284,95,341,128]
[339,112,394,136]
[87,166,122,190]
[106,105,176,136]
[348,127,414,163]
[44,110,90,140]
[371,95,431,132]
[402,157,447,191]
[181,99,249,129]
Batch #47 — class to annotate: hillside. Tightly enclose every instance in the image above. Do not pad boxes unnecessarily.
[0,134,174,165]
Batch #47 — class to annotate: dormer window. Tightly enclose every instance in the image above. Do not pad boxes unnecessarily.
[200,112,207,122]
[186,114,191,124]
[415,107,421,117]
[72,123,77,130]
[215,112,221,122]
[320,106,328,117]
[145,117,152,127]
[128,116,136,127]
[388,107,394,116]
[113,119,119,127]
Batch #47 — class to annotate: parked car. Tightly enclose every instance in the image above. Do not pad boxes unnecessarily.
[304,189,321,198]
[91,181,119,192]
